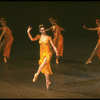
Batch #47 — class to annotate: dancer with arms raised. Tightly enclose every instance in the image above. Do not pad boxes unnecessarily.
[83,19,100,64]
[27,24,58,89]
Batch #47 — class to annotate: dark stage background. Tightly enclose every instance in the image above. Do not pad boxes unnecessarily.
[0,1,100,63]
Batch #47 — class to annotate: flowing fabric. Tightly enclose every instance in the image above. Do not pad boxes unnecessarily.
[39,36,53,75]
[52,25,63,56]
[0,26,13,58]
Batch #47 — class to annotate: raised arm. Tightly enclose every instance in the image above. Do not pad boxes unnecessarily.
[83,25,97,31]
[49,37,59,57]
[27,26,40,41]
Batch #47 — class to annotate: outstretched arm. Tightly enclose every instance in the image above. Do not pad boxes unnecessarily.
[27,26,40,41]
[83,25,97,31]
[59,26,65,31]
[49,37,59,57]
[45,26,52,32]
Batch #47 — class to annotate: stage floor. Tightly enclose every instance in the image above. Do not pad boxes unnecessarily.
[0,55,100,99]
[0,36,100,99]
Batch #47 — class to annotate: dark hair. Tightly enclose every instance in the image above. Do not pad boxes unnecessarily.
[39,24,45,30]
[96,19,100,24]
[49,17,57,22]
[0,17,6,23]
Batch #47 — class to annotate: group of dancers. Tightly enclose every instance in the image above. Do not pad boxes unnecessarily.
[0,17,100,89]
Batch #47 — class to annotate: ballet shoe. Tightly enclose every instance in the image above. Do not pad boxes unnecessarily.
[46,81,51,89]
[85,60,91,64]
[33,73,38,83]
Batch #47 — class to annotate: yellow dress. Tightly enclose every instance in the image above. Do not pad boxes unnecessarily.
[39,36,53,75]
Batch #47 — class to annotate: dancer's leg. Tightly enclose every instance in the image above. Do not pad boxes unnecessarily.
[33,57,47,82]
[86,43,99,64]
[45,73,51,89]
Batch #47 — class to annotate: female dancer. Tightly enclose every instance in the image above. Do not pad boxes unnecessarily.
[83,19,100,64]
[45,18,65,64]
[0,18,13,63]
[27,24,58,89]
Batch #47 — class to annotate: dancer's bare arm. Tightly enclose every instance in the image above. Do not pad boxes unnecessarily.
[27,26,40,41]
[59,26,65,31]
[45,26,52,32]
[83,25,97,31]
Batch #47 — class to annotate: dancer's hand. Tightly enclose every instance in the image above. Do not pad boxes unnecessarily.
[56,52,59,57]
[63,29,66,31]
[83,25,86,29]
[51,26,53,28]
[61,28,65,31]
[27,26,32,33]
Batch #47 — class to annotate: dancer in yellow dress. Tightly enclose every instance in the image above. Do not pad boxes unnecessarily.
[27,24,58,89]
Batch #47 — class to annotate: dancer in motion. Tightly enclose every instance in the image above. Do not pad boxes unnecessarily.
[83,19,100,64]
[45,18,65,64]
[27,24,58,89]
[0,18,13,63]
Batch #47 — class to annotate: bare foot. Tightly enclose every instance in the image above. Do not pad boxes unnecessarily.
[4,57,7,63]
[85,59,91,64]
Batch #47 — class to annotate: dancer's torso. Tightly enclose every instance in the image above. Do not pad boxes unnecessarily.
[39,35,52,54]
[52,25,63,39]
[3,26,13,38]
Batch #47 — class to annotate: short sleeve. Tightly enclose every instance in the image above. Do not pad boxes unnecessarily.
[49,36,52,41]
[36,34,40,39]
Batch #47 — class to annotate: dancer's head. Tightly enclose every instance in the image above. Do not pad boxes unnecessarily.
[49,17,57,25]
[96,19,100,26]
[0,17,6,26]
[39,24,46,34]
